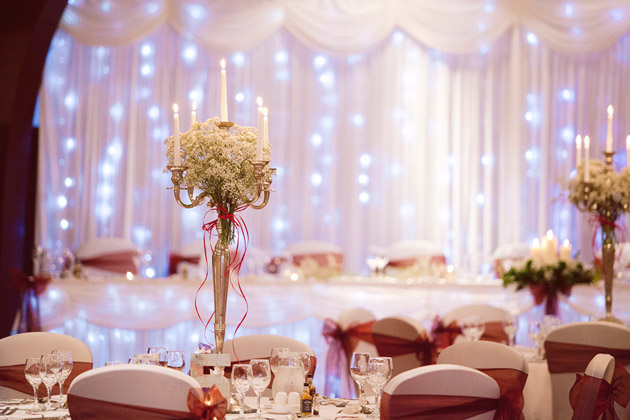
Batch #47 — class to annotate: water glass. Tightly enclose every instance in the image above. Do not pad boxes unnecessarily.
[529,321,544,359]
[502,316,518,346]
[166,351,186,371]
[51,349,72,407]
[367,357,392,418]
[248,359,271,419]
[134,353,160,365]
[269,347,289,375]
[298,351,312,378]
[24,358,42,412]
[148,346,168,366]
[349,352,370,406]
[39,354,61,410]
[461,316,486,341]
[231,364,251,420]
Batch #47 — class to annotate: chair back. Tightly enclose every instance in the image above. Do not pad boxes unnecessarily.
[76,237,138,276]
[385,240,445,277]
[337,308,377,356]
[381,364,499,420]
[441,304,511,345]
[371,316,432,378]
[491,242,530,277]
[545,321,630,420]
[286,241,343,277]
[68,364,201,419]
[0,332,93,399]
[169,240,203,275]
[571,354,616,420]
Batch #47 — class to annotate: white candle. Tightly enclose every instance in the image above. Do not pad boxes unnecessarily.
[191,101,196,126]
[546,230,558,264]
[173,104,181,166]
[256,97,263,160]
[626,135,630,167]
[220,59,228,122]
[559,239,572,262]
[584,135,590,182]
[263,107,269,153]
[606,105,613,153]
[575,134,582,167]
[531,238,541,266]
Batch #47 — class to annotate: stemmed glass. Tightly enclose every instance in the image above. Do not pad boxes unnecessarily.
[39,354,61,411]
[529,321,544,359]
[299,351,312,379]
[148,347,168,366]
[248,359,271,419]
[349,352,370,407]
[367,357,392,418]
[24,358,42,413]
[51,350,72,407]
[502,316,518,346]
[231,364,251,420]
[461,316,486,341]
[269,347,289,377]
[166,351,185,371]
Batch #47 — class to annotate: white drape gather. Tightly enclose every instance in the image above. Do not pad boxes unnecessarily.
[38,1,630,276]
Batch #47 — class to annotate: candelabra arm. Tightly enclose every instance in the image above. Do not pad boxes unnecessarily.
[240,160,274,209]
[168,165,209,208]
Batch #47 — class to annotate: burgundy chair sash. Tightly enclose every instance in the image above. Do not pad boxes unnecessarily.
[481,322,509,345]
[371,331,435,366]
[387,255,446,269]
[569,364,630,420]
[545,342,630,374]
[322,319,375,397]
[80,251,138,274]
[10,268,51,333]
[0,361,92,395]
[168,253,201,275]
[380,392,499,420]
[68,386,227,420]
[431,318,509,351]
[292,253,343,267]
[480,368,528,420]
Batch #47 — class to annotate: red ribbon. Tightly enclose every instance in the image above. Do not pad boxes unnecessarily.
[569,363,630,420]
[187,386,228,420]
[195,203,250,354]
[590,215,626,275]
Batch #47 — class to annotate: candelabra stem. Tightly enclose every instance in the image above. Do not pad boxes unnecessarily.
[600,224,621,323]
[212,222,231,354]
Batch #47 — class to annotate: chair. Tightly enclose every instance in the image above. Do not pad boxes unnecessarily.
[0,332,93,399]
[168,239,203,275]
[385,240,445,277]
[437,341,529,419]
[371,316,434,379]
[544,321,630,420]
[76,237,138,276]
[441,304,512,345]
[68,364,203,419]
[490,242,530,278]
[285,240,343,278]
[380,364,500,420]
[222,334,315,396]
[570,353,616,420]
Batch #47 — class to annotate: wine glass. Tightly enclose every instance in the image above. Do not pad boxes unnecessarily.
[502,316,518,346]
[299,351,312,378]
[134,353,160,365]
[24,358,42,412]
[148,346,168,366]
[461,316,485,341]
[51,349,72,407]
[349,352,370,407]
[367,357,392,418]
[39,354,61,411]
[166,351,185,371]
[269,347,289,376]
[529,321,544,359]
[231,364,251,420]
[248,359,271,419]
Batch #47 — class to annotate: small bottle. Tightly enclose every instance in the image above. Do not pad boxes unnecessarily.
[300,382,313,417]
[307,374,316,397]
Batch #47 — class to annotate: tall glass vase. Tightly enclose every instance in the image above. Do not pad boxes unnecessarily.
[212,223,231,354]
[601,223,620,323]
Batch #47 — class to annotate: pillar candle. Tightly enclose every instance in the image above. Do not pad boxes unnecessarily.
[584,135,590,182]
[256,97,263,160]
[531,238,541,266]
[191,101,196,126]
[263,107,269,150]
[575,134,582,167]
[173,104,181,166]
[545,230,558,264]
[559,239,572,262]
[606,105,613,153]
[220,59,228,122]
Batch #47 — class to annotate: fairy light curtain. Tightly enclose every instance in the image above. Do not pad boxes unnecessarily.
[38,0,630,275]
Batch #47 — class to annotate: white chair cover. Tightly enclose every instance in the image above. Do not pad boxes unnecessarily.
[0,332,93,399]
[76,237,138,276]
[437,340,528,373]
[385,240,445,277]
[545,321,630,420]
[381,364,499,420]
[68,364,201,418]
[571,354,616,420]
[490,242,531,277]
[443,304,512,325]
[285,240,343,278]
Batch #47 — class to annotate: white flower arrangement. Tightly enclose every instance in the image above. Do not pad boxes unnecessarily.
[164,117,272,244]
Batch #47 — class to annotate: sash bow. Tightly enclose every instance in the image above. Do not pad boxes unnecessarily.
[187,386,228,420]
[569,362,630,420]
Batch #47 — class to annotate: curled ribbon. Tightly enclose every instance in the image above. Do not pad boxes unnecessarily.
[187,386,228,420]
[589,215,626,275]
[195,204,249,357]
[569,362,630,420]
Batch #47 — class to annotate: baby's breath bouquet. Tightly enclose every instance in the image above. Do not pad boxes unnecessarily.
[164,117,271,244]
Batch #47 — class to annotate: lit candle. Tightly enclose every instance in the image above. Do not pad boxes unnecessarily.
[531,238,541,266]
[546,229,558,264]
[191,101,196,126]
[606,105,613,153]
[559,239,572,262]
[584,135,590,182]
[220,59,228,122]
[173,104,181,166]
[575,134,582,167]
[256,97,263,160]
[626,135,630,167]
[263,107,269,157]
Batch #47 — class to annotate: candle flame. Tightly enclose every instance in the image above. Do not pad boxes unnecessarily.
[532,238,540,248]
[126,272,134,281]
[263,107,268,117]
[563,239,570,247]
[192,101,197,111]
[173,103,178,113]
[608,105,613,116]
[627,135,630,147]
[546,230,553,240]
[220,59,225,70]
[575,134,581,147]
[584,135,590,148]
[257,97,263,107]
